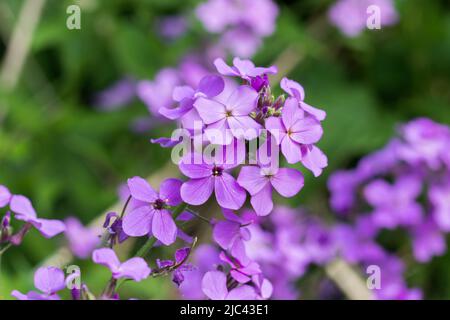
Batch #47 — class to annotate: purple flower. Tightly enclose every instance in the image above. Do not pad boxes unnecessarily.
[430,183,450,231]
[94,77,136,111]
[0,185,11,208]
[201,270,256,300]
[158,16,188,40]
[180,153,246,210]
[179,244,221,299]
[238,165,304,216]
[194,85,261,144]
[213,210,252,262]
[411,219,446,263]
[137,68,181,116]
[92,248,151,281]
[64,217,100,259]
[219,251,262,283]
[328,0,398,37]
[265,97,323,164]
[9,195,65,238]
[122,177,182,245]
[12,267,65,300]
[159,75,225,129]
[364,176,423,229]
[155,247,194,287]
[280,77,326,121]
[214,57,277,81]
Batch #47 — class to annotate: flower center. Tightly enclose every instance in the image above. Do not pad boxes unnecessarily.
[225,110,233,118]
[153,198,166,210]
[212,166,224,177]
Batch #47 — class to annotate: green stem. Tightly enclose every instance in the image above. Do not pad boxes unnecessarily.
[186,208,211,224]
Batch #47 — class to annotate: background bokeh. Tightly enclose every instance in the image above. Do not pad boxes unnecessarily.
[0,0,449,299]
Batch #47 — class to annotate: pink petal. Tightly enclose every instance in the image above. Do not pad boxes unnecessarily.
[232,57,255,76]
[213,220,240,250]
[179,155,213,179]
[181,177,214,206]
[280,77,305,101]
[92,248,121,273]
[226,285,256,300]
[226,86,258,115]
[237,166,269,195]
[250,184,273,216]
[159,178,182,206]
[282,97,304,129]
[265,116,286,144]
[127,176,158,203]
[281,137,302,164]
[10,195,37,221]
[198,75,225,98]
[214,58,239,77]
[0,185,11,208]
[301,145,328,177]
[194,97,226,124]
[33,218,66,238]
[172,85,195,102]
[115,257,151,281]
[271,168,304,197]
[34,267,65,295]
[202,271,228,300]
[227,116,262,140]
[204,118,234,145]
[300,101,326,121]
[152,209,177,246]
[290,117,323,144]
[122,206,153,237]
[214,173,246,210]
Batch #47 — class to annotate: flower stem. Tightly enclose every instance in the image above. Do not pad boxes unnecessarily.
[185,208,211,224]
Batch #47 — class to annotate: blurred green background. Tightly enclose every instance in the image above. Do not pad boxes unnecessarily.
[0,0,449,299]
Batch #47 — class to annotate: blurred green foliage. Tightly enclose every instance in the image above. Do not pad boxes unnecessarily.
[0,0,449,299]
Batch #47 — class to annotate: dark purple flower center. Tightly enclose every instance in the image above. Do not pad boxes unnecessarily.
[212,166,224,177]
[153,198,166,210]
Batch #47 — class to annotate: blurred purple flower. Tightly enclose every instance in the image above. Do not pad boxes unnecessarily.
[65,217,100,259]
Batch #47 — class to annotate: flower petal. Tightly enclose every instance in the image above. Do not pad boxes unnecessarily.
[10,195,37,221]
[227,116,262,140]
[250,184,273,216]
[33,218,66,238]
[213,220,240,250]
[270,168,304,198]
[237,166,269,195]
[34,267,66,295]
[92,248,121,273]
[127,176,158,203]
[152,209,177,246]
[194,97,226,124]
[281,137,302,164]
[198,75,225,98]
[202,271,228,300]
[226,86,258,115]
[265,116,286,144]
[179,154,213,179]
[300,101,326,121]
[122,206,153,237]
[214,58,239,77]
[159,178,183,206]
[226,285,256,300]
[301,145,328,177]
[282,97,304,129]
[115,257,151,281]
[0,185,11,208]
[181,177,214,206]
[214,173,246,210]
[290,117,323,144]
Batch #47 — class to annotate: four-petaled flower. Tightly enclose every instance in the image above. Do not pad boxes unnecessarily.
[122,177,183,245]
[180,153,246,210]
[238,165,304,216]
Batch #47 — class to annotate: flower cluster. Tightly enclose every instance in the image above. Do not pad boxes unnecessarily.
[328,118,450,298]
[328,0,398,37]
[196,0,278,58]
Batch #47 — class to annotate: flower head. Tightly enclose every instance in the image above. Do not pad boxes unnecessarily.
[122,177,182,245]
